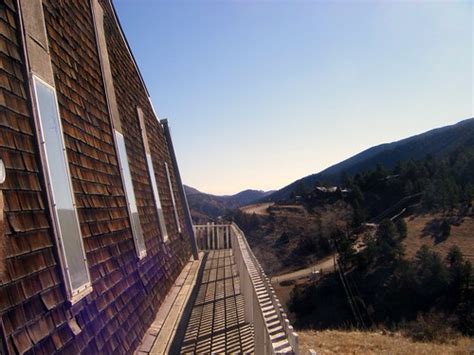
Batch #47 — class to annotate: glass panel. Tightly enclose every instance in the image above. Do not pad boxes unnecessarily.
[165,162,182,233]
[146,154,169,242]
[33,77,90,292]
[115,131,146,257]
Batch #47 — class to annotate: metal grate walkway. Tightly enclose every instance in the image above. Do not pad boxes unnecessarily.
[179,250,254,353]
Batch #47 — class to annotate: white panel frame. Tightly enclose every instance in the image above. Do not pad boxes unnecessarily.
[137,108,169,242]
[91,0,146,259]
[115,131,147,259]
[146,154,169,242]
[31,75,92,303]
[165,162,182,234]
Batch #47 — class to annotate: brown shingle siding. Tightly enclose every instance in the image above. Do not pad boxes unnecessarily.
[1,0,195,353]
[0,2,62,354]
[105,1,192,254]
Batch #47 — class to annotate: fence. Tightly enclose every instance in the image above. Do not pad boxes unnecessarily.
[192,222,299,354]
[194,223,232,250]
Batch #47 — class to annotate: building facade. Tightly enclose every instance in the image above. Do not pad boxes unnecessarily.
[0,0,197,353]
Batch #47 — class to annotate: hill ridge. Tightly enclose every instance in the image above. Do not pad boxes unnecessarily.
[184,185,274,220]
[267,117,474,201]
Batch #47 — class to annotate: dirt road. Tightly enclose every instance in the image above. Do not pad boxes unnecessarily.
[240,202,274,215]
[271,256,336,284]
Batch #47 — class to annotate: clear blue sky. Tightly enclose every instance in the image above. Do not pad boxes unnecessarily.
[114,0,473,195]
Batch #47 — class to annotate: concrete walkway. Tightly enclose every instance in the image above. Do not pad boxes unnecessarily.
[179,250,254,354]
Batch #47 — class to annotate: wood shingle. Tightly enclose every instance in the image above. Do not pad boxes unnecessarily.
[0,0,195,353]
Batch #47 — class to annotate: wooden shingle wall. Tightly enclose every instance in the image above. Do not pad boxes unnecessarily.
[97,0,192,277]
[0,0,194,353]
[0,1,64,353]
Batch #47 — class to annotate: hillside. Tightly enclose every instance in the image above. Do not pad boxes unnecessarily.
[233,201,353,275]
[184,185,273,221]
[268,118,474,201]
[402,212,474,263]
[298,330,473,355]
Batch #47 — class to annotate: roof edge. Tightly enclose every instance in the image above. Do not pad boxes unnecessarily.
[107,0,159,115]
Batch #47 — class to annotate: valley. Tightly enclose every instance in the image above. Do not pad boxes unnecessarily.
[185,118,474,352]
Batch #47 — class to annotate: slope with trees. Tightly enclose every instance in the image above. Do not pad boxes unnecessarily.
[268,118,474,202]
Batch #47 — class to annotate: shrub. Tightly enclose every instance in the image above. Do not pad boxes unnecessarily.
[441,220,451,238]
[402,312,460,344]
[275,232,289,246]
[376,219,404,263]
[395,218,408,239]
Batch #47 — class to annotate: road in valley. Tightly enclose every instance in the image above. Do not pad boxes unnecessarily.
[271,256,336,284]
[270,239,367,285]
[240,202,274,215]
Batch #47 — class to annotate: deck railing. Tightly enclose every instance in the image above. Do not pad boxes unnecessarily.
[192,222,299,354]
[194,223,232,250]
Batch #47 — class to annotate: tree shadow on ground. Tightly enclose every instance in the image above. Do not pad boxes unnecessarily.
[422,218,452,244]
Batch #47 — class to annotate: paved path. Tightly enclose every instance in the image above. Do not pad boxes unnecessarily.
[180,250,254,354]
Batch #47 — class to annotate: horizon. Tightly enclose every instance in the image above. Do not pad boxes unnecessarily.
[114,0,473,195]
[186,116,473,196]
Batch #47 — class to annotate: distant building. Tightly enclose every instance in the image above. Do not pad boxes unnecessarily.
[315,186,338,193]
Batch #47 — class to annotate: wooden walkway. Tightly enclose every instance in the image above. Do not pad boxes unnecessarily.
[179,250,254,354]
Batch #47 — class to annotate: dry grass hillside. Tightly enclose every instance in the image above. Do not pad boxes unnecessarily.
[298,330,473,355]
[403,212,474,262]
